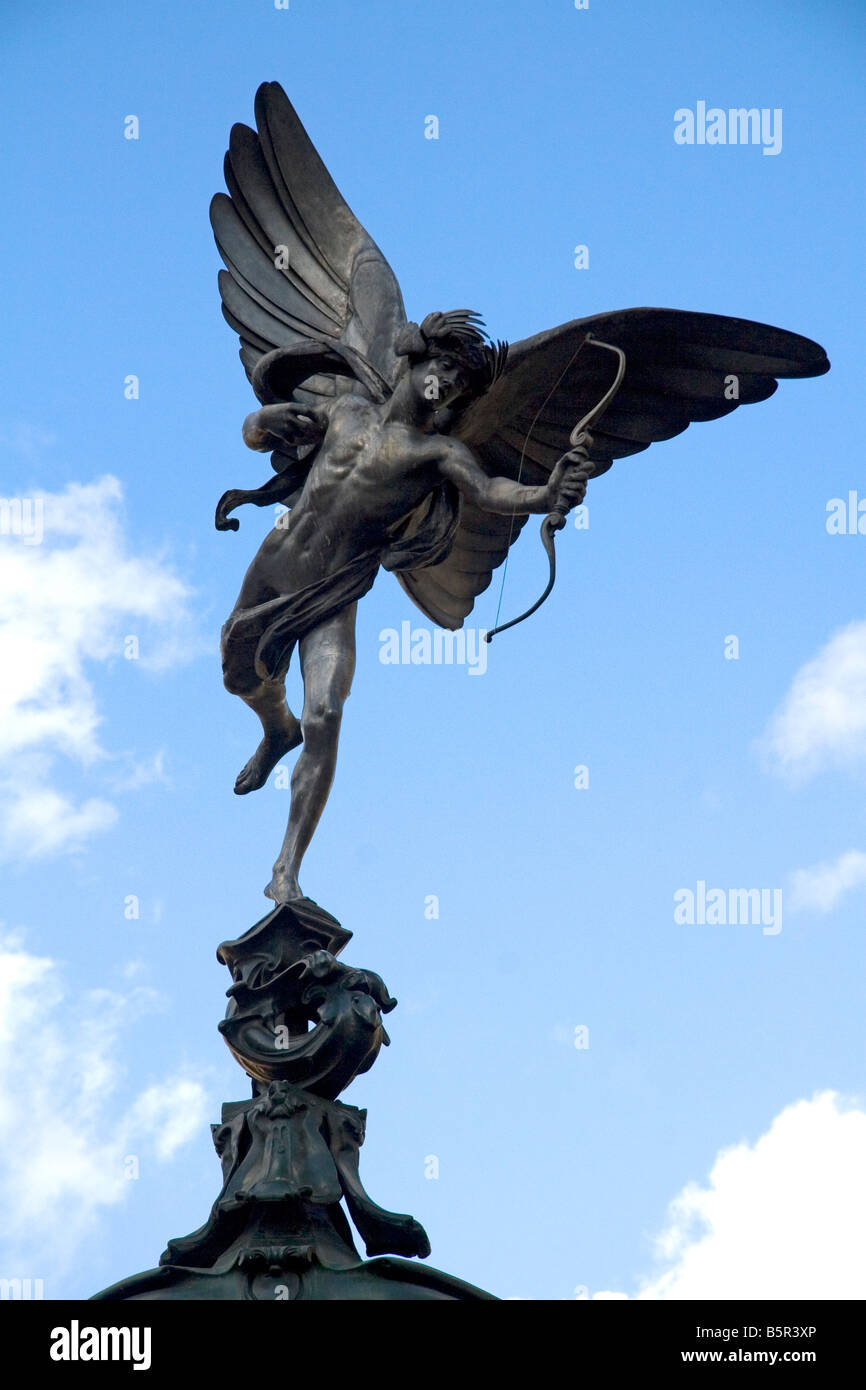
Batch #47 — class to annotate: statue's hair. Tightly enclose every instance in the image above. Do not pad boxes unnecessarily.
[396,310,508,400]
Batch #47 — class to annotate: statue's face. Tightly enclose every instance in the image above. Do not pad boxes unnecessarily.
[411,353,470,410]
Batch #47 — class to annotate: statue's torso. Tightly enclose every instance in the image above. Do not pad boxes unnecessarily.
[244,395,449,600]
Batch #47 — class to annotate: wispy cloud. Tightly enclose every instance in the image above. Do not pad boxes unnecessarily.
[0,784,118,859]
[758,620,866,781]
[789,849,866,914]
[0,421,58,459]
[0,934,209,1283]
[0,476,197,859]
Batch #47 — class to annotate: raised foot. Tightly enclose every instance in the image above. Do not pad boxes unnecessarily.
[234,723,302,795]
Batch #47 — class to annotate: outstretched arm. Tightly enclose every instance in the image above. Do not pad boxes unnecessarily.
[438,438,589,516]
[215,471,302,532]
[215,402,331,532]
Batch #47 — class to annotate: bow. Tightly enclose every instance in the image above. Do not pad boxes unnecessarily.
[485,333,626,643]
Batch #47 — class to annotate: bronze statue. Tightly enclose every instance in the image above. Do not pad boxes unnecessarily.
[212,82,829,906]
[93,78,831,1307]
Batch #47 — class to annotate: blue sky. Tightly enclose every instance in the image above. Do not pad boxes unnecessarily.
[1,0,865,1301]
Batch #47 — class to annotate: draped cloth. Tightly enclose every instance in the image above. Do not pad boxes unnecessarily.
[222,482,460,683]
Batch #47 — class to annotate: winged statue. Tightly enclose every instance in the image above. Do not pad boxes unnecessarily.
[211,82,829,906]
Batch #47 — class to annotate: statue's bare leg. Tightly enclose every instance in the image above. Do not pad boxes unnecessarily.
[222,621,303,795]
[265,603,357,903]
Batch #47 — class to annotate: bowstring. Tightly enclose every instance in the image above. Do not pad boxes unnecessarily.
[491,336,591,633]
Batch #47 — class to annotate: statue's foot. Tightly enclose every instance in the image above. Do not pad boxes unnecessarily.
[264,866,302,904]
[234,722,302,795]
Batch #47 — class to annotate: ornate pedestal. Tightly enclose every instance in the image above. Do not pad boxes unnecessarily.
[92,900,494,1301]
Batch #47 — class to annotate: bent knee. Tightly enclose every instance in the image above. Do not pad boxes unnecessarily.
[221,626,263,698]
[223,657,261,698]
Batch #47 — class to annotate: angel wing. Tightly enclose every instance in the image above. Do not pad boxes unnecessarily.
[397,308,830,629]
[210,80,407,459]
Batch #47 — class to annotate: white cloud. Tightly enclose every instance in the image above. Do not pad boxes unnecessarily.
[0,476,196,858]
[595,1093,866,1299]
[0,935,209,1280]
[759,621,866,780]
[102,749,171,797]
[789,849,866,915]
[1,786,118,858]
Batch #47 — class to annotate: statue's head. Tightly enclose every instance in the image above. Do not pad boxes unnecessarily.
[396,311,508,416]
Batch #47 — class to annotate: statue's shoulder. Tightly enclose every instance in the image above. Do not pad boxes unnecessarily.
[329,390,382,423]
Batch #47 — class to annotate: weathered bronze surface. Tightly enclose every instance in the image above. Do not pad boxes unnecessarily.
[213,83,828,907]
[94,901,493,1300]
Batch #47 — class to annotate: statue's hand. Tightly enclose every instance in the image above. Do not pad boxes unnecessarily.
[215,489,244,531]
[546,445,592,515]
